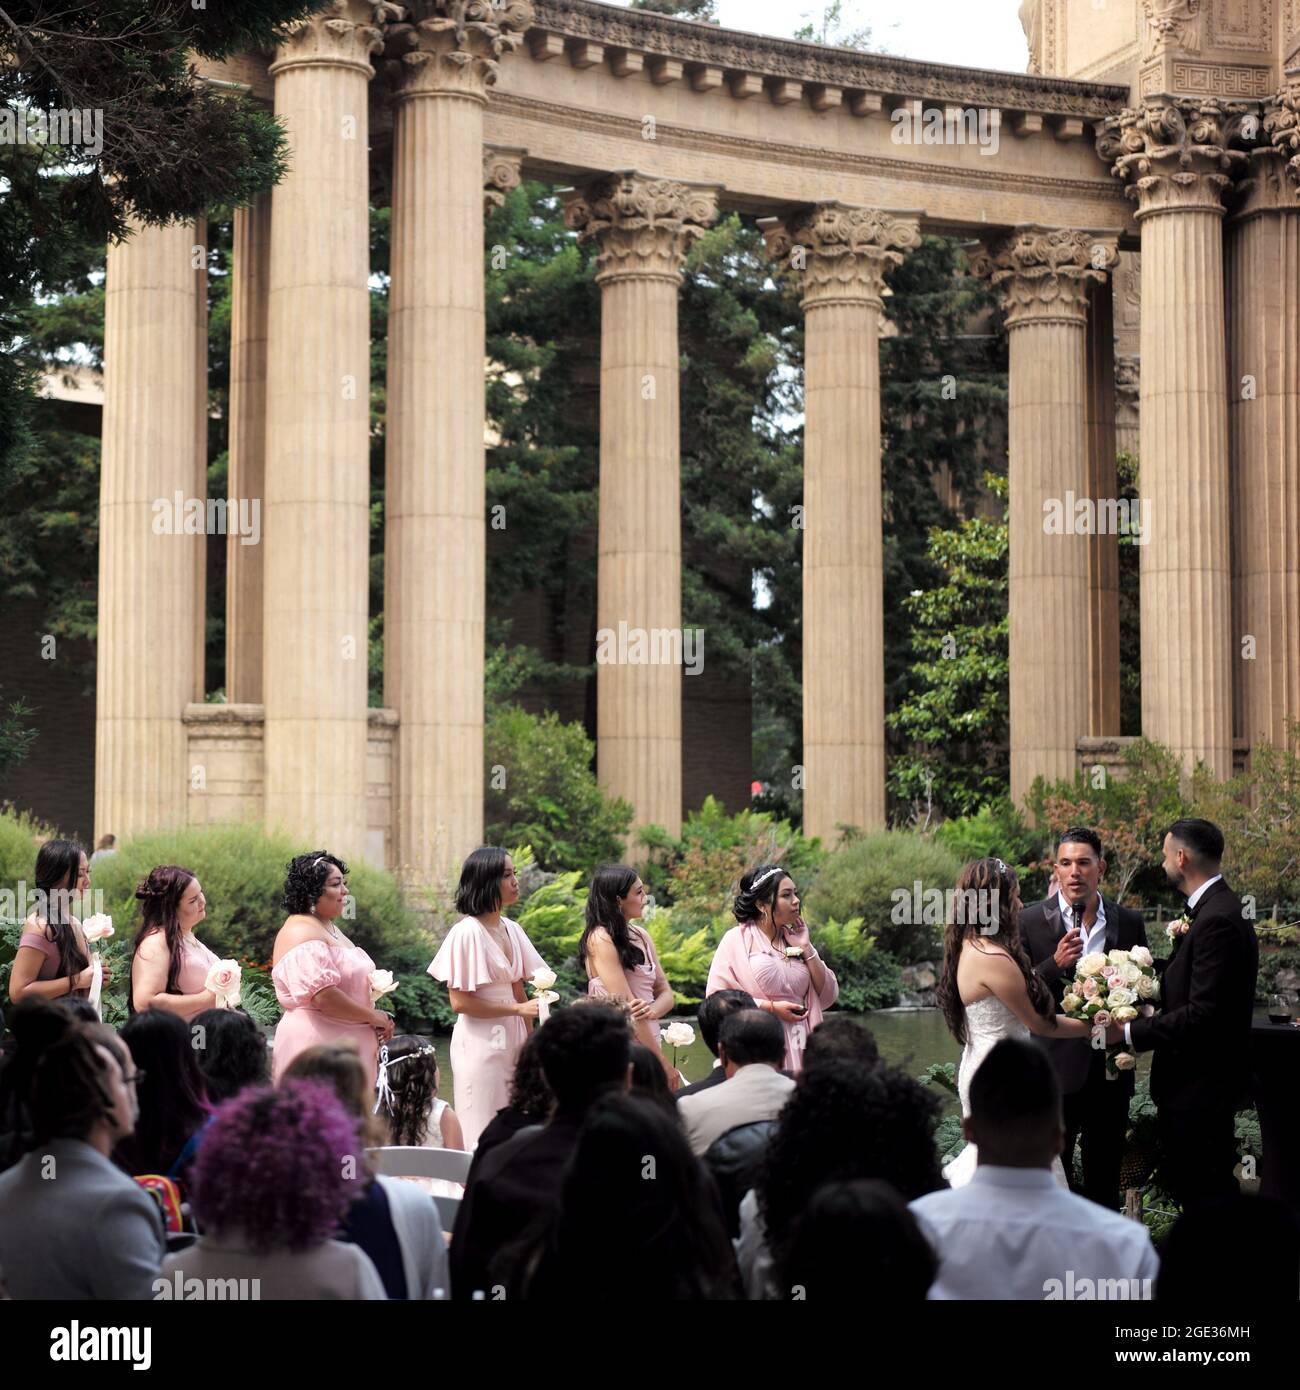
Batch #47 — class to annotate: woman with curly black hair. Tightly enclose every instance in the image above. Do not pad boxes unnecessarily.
[737,1058,946,1299]
[270,852,394,1088]
[705,863,838,1073]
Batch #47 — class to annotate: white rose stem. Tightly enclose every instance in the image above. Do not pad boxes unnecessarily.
[537,993,551,1025]
[88,953,104,1021]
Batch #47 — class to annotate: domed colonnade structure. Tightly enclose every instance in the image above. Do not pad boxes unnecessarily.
[95,0,1300,892]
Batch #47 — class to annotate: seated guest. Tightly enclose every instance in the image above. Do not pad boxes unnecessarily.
[468,1029,552,1177]
[740,1059,946,1299]
[679,1009,794,1157]
[505,1093,739,1299]
[908,1039,1158,1300]
[112,1008,212,1183]
[164,1081,385,1299]
[283,1041,448,1299]
[801,1015,881,1075]
[1155,1194,1300,1301]
[779,1179,936,1302]
[376,1034,465,1200]
[0,999,164,1298]
[191,1007,270,1104]
[629,1042,677,1113]
[674,988,757,1100]
[451,1003,631,1300]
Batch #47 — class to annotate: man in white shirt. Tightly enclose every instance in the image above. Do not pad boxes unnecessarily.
[909,1038,1158,1301]
[677,1009,794,1157]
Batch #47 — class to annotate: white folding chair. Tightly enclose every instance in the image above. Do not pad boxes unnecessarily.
[366,1146,473,1184]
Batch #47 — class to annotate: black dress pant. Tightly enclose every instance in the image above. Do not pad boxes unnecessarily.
[1156,1102,1240,1214]
[1062,1053,1133,1209]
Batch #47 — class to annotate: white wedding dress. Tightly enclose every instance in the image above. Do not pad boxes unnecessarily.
[943,994,1069,1189]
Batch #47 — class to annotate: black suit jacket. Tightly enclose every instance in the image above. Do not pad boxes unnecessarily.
[1128,879,1258,1113]
[1020,893,1149,1096]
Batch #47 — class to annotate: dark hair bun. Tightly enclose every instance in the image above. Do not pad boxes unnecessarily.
[9,997,75,1054]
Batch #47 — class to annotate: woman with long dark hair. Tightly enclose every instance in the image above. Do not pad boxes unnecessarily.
[580,864,676,1083]
[112,1008,212,1182]
[270,852,394,1088]
[129,865,221,1018]
[8,839,106,1005]
[427,847,548,1150]
[934,857,1088,1188]
[705,863,838,1073]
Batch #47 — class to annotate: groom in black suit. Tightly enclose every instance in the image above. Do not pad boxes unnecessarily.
[1105,819,1258,1213]
[1020,826,1148,1209]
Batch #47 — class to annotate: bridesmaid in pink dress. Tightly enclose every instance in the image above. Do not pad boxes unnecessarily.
[8,840,101,1005]
[427,848,548,1151]
[706,863,838,1074]
[580,865,677,1084]
[129,865,222,1019]
[271,853,395,1088]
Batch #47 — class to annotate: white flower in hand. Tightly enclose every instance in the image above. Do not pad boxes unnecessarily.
[204,960,242,1010]
[662,1021,695,1050]
[530,965,557,993]
[369,969,398,1005]
[82,914,115,943]
[1112,1052,1137,1071]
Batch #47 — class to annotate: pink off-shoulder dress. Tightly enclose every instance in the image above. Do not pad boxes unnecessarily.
[585,923,664,1047]
[427,916,546,1151]
[271,938,380,1088]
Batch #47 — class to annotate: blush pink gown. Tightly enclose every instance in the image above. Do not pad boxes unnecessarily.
[706,923,839,1073]
[427,916,546,1151]
[271,938,380,1087]
[173,932,221,995]
[585,923,664,1047]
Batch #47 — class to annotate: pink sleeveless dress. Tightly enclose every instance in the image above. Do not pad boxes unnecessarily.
[585,923,664,1047]
[132,929,221,1017]
[272,939,380,1087]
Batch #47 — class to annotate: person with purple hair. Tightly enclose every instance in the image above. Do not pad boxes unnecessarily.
[162,1081,386,1299]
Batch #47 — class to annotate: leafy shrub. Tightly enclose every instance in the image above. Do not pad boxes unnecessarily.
[935,801,1041,886]
[0,803,61,899]
[484,705,633,873]
[804,830,961,964]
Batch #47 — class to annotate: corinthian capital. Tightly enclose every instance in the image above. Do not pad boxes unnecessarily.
[1096,97,1249,218]
[386,0,535,99]
[970,227,1117,327]
[271,0,399,77]
[483,146,525,214]
[1265,72,1300,188]
[759,204,921,309]
[562,173,720,284]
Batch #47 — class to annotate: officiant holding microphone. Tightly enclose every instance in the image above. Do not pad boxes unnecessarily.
[1019,827,1148,1209]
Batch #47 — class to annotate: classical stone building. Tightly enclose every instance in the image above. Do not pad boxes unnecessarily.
[89,0,1299,890]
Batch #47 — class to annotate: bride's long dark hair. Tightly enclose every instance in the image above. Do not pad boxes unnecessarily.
[936,858,1054,1047]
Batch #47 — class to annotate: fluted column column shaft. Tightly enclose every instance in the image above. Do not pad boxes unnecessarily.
[263,4,380,860]
[1085,277,1121,736]
[226,193,271,705]
[95,218,205,839]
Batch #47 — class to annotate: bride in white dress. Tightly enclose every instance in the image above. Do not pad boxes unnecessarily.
[936,858,1091,1188]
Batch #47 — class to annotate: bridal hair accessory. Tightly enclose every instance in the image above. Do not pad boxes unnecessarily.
[749,865,785,892]
[373,1041,437,1113]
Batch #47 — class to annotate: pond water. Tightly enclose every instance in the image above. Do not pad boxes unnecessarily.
[425,1008,965,1114]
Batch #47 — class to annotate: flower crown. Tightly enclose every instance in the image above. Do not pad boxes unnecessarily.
[373,1042,438,1113]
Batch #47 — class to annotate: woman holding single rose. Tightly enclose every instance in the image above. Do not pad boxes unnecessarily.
[427,847,548,1150]
[8,840,107,1005]
[706,864,838,1074]
[129,865,222,1019]
[271,853,394,1088]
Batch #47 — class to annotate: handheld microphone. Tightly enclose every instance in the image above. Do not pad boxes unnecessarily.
[1070,897,1087,938]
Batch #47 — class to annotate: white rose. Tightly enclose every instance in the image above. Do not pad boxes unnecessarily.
[204,960,242,1010]
[1107,949,1130,965]
[1062,993,1082,1013]
[1077,952,1108,978]
[1135,974,1156,999]
[1112,1005,1139,1023]
[662,1021,695,1050]
[530,965,557,992]
[82,914,115,943]
[1129,946,1153,968]
[1112,1052,1137,1071]
[1106,985,1136,1008]
[1118,962,1142,984]
[369,968,398,1004]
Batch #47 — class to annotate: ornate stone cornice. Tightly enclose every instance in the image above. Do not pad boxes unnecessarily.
[1230,147,1299,218]
[1265,71,1300,186]
[386,1,535,100]
[1139,1,1204,61]
[970,227,1117,327]
[1097,96,1250,218]
[271,0,398,78]
[484,145,525,213]
[527,0,1129,121]
[758,204,921,310]
[561,172,720,284]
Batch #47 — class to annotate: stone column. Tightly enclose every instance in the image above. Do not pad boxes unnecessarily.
[226,193,271,705]
[974,228,1115,801]
[95,219,206,840]
[383,4,532,889]
[1228,100,1300,755]
[762,205,921,839]
[1099,99,1245,778]
[563,173,720,839]
[1085,274,1121,737]
[263,1,386,860]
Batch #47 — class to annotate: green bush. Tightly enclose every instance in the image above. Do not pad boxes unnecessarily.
[935,801,1041,884]
[484,705,633,873]
[0,803,60,900]
[804,830,961,964]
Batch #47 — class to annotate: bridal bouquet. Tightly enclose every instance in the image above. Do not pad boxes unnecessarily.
[1061,946,1159,1079]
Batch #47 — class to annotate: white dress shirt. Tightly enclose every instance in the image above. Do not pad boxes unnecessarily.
[1058,890,1106,958]
[909,1166,1158,1301]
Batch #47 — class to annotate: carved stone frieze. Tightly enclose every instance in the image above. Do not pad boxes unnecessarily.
[1266,71,1300,184]
[759,204,921,309]
[561,172,720,283]
[971,226,1117,326]
[1140,1,1205,60]
[483,146,526,213]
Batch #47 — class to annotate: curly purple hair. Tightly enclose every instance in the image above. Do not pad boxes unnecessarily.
[189,1081,366,1253]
